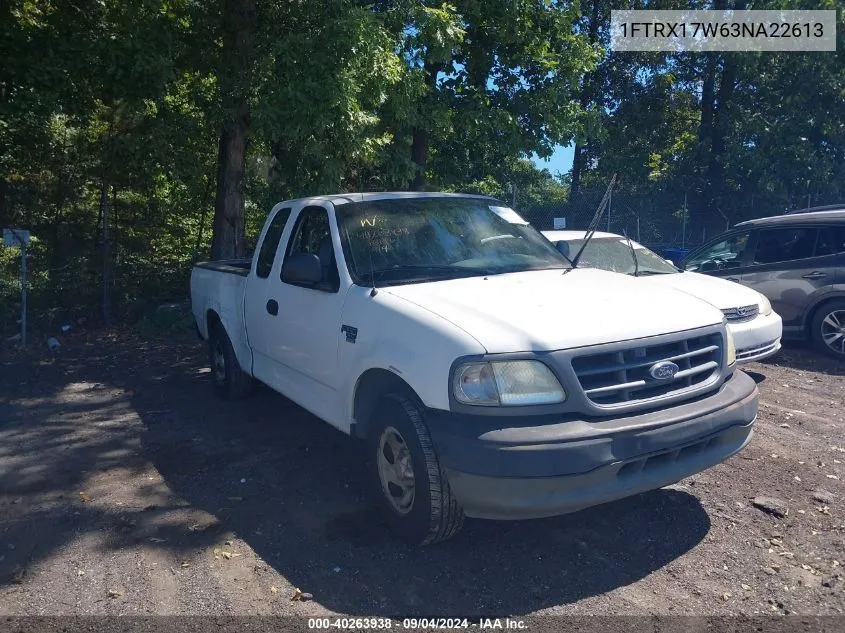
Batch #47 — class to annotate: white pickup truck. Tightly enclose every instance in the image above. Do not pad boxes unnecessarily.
[190,192,759,545]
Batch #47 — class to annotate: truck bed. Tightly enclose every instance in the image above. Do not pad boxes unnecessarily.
[194,259,251,277]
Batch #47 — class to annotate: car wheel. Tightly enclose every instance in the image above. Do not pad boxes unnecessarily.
[811,299,845,360]
[208,322,253,400]
[367,393,464,545]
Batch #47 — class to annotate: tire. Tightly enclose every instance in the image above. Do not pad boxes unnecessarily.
[208,322,253,400]
[366,393,464,545]
[811,299,845,360]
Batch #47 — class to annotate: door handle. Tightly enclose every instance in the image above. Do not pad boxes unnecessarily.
[802,271,827,280]
[266,299,279,316]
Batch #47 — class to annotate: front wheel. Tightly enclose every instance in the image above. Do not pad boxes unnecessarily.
[811,299,845,360]
[366,393,464,545]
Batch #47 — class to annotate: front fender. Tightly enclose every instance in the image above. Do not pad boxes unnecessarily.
[338,288,486,426]
[801,284,845,330]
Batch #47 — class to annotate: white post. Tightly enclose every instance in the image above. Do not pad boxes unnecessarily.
[607,187,612,231]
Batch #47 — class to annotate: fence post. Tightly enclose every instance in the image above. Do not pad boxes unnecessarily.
[20,241,27,346]
[100,181,111,326]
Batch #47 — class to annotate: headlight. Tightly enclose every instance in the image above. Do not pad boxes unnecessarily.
[452,360,567,406]
[758,293,773,316]
[725,328,736,366]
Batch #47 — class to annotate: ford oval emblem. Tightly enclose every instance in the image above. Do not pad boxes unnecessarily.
[649,361,679,381]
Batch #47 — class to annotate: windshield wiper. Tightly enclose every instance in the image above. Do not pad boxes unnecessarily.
[570,174,618,268]
[623,231,640,278]
[634,270,673,276]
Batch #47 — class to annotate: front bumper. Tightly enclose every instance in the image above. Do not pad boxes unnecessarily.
[729,311,783,364]
[427,370,758,520]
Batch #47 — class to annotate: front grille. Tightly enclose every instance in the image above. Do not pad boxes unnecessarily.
[617,436,713,478]
[616,431,730,479]
[722,304,759,323]
[571,332,723,407]
[737,339,779,361]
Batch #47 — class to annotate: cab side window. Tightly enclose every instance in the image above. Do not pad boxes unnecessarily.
[255,208,291,278]
[284,206,340,292]
[752,228,817,264]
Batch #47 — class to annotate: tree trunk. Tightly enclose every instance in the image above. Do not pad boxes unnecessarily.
[212,104,249,259]
[708,0,745,197]
[408,127,430,191]
[569,0,603,198]
[49,162,65,282]
[709,52,738,193]
[211,0,256,260]
[408,60,442,191]
[100,179,111,326]
[698,54,716,148]
[570,143,586,197]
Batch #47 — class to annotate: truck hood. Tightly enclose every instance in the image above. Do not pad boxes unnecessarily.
[384,268,725,354]
[641,271,762,311]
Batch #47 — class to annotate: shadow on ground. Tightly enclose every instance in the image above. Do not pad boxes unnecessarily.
[756,340,844,377]
[0,333,712,616]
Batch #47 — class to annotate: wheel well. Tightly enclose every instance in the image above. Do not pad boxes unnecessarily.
[353,369,420,439]
[206,309,221,339]
[806,296,845,335]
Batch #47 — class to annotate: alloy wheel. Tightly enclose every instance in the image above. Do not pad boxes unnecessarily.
[377,426,416,515]
[821,309,845,356]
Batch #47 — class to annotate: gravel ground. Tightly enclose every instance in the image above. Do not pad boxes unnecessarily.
[1,331,843,618]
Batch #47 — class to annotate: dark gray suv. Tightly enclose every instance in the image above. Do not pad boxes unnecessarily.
[682,208,845,360]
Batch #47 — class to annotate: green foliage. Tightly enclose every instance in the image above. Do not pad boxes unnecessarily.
[575,0,845,224]
[376,0,599,187]
[3,0,840,336]
[2,0,588,334]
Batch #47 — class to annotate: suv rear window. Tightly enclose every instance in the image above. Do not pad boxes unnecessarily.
[752,228,817,264]
[815,226,845,256]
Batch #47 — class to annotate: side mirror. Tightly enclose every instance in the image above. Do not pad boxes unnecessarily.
[282,253,322,285]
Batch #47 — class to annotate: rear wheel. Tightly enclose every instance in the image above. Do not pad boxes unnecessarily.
[366,393,464,545]
[811,299,845,360]
[208,322,252,400]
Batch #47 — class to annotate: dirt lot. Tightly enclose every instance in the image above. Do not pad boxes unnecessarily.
[1,331,843,618]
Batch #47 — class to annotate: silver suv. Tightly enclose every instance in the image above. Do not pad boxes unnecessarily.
[683,208,845,360]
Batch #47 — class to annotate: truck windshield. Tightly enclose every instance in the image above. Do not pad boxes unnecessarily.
[336,198,570,285]
[560,237,678,276]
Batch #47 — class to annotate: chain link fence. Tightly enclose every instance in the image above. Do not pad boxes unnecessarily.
[518,189,841,256]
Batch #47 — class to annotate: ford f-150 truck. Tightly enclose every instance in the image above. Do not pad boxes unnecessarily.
[190,192,759,545]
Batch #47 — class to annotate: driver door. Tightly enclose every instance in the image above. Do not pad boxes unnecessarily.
[264,205,348,418]
[683,229,755,282]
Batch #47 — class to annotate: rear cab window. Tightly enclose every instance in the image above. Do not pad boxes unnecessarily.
[255,208,291,278]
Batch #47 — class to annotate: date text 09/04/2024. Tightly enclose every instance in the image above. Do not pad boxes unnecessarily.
[307,618,528,630]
